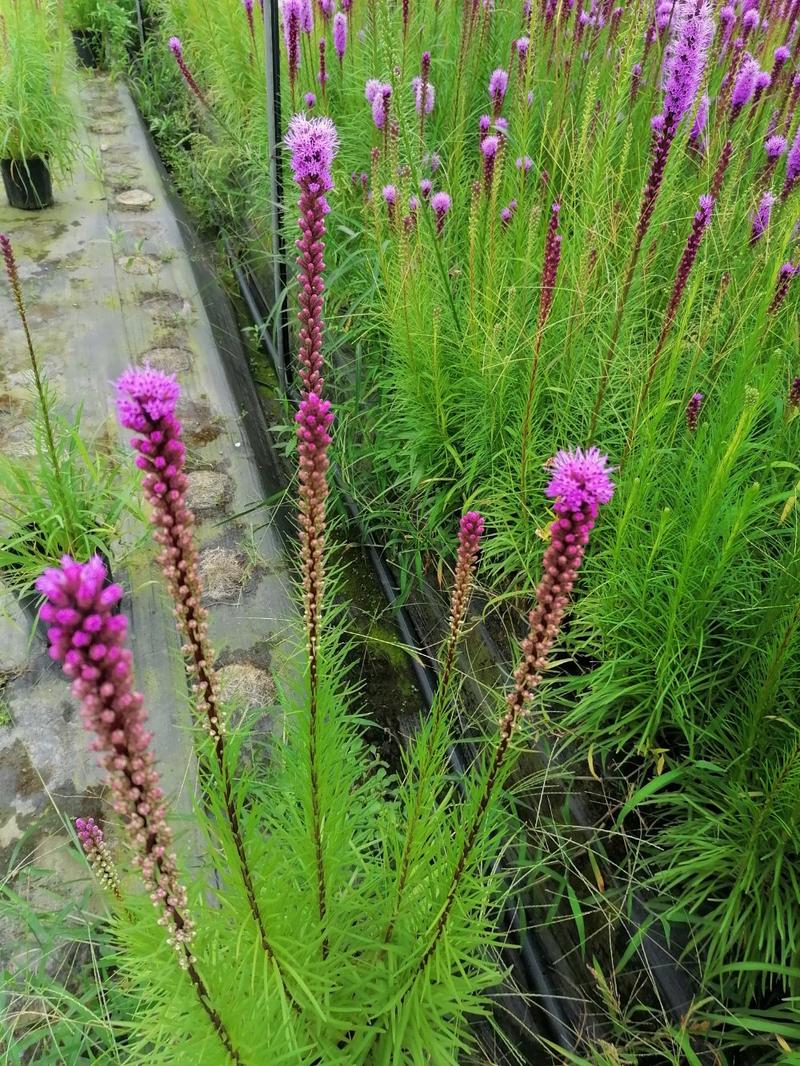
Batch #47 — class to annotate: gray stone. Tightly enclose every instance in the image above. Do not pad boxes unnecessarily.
[115,188,155,211]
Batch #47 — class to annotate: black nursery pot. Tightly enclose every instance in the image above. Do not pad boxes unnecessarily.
[72,28,101,68]
[1,157,54,210]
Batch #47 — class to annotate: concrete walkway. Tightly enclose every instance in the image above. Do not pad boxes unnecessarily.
[0,71,296,988]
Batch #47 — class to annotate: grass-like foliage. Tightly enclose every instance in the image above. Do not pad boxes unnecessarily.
[0,0,77,171]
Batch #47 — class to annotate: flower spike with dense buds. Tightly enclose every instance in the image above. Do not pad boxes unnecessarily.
[281,0,302,92]
[790,377,800,408]
[169,37,206,104]
[440,512,485,690]
[768,262,797,313]
[76,817,123,901]
[333,11,346,63]
[782,125,800,202]
[751,191,775,244]
[38,558,192,954]
[416,450,613,975]
[285,114,339,395]
[686,391,704,431]
[115,368,285,975]
[489,67,509,116]
[39,558,243,1063]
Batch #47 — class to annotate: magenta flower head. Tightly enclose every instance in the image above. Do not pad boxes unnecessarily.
[741,7,758,31]
[765,134,787,160]
[546,447,615,518]
[420,178,432,199]
[431,190,451,235]
[168,36,205,104]
[685,391,703,431]
[285,114,339,394]
[304,91,317,108]
[319,0,334,17]
[501,199,517,226]
[382,183,397,222]
[751,190,775,243]
[333,11,347,62]
[689,92,709,145]
[660,0,715,133]
[300,0,313,32]
[411,76,435,114]
[372,83,392,130]
[515,36,529,62]
[516,154,533,174]
[37,556,193,956]
[285,112,339,192]
[489,67,509,115]
[479,114,491,136]
[365,77,382,103]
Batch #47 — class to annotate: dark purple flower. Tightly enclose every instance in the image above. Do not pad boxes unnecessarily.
[751,191,775,243]
[768,262,797,313]
[789,377,800,407]
[685,391,703,431]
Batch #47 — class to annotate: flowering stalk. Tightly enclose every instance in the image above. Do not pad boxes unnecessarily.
[286,114,340,958]
[592,0,714,433]
[168,37,206,105]
[115,368,284,974]
[37,558,242,1064]
[415,451,614,976]
[521,204,562,510]
[318,37,328,100]
[281,0,302,102]
[242,0,255,42]
[768,262,797,313]
[489,67,509,116]
[751,191,775,244]
[333,11,346,64]
[782,125,800,201]
[686,391,704,431]
[76,817,123,902]
[384,511,484,948]
[789,376,800,408]
[0,234,70,541]
[637,193,714,424]
[431,190,451,235]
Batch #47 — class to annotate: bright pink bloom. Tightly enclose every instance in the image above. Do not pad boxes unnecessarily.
[431,190,451,235]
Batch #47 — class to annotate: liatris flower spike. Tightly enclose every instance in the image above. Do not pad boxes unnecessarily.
[790,377,800,408]
[750,191,775,244]
[76,817,123,901]
[411,76,435,115]
[431,190,451,235]
[382,184,397,222]
[37,557,194,956]
[169,37,205,104]
[440,512,485,689]
[414,450,614,976]
[660,0,714,135]
[782,126,800,202]
[489,68,508,116]
[281,0,302,90]
[284,114,339,394]
[768,262,797,313]
[686,391,704,431]
[242,0,255,40]
[333,11,346,63]
[481,135,500,193]
[304,91,317,108]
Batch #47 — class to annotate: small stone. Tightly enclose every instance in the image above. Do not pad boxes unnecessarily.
[115,189,155,211]
[138,347,193,374]
[186,471,234,515]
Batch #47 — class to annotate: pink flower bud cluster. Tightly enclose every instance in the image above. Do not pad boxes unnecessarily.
[115,368,223,743]
[37,557,194,960]
[538,203,562,334]
[295,392,334,658]
[76,816,123,900]
[686,391,704,431]
[769,261,797,313]
[281,0,302,86]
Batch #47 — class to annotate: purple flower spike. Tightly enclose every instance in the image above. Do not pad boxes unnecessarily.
[686,392,704,431]
[38,557,193,956]
[420,178,432,200]
[365,78,382,103]
[789,377,800,408]
[689,93,709,146]
[765,135,787,160]
[481,135,500,192]
[501,199,517,226]
[285,114,339,394]
[411,76,435,115]
[782,125,800,202]
[372,83,392,130]
[431,191,451,235]
[660,0,715,133]
[769,262,797,313]
[281,0,302,88]
[304,91,317,109]
[168,37,205,104]
[731,52,761,114]
[333,11,347,63]
[516,155,533,174]
[751,191,775,243]
[76,817,122,899]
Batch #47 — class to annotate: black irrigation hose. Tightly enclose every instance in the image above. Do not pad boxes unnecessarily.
[225,244,576,1055]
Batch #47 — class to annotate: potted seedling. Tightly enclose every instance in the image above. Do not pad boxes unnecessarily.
[0,1,77,210]
[63,0,135,69]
